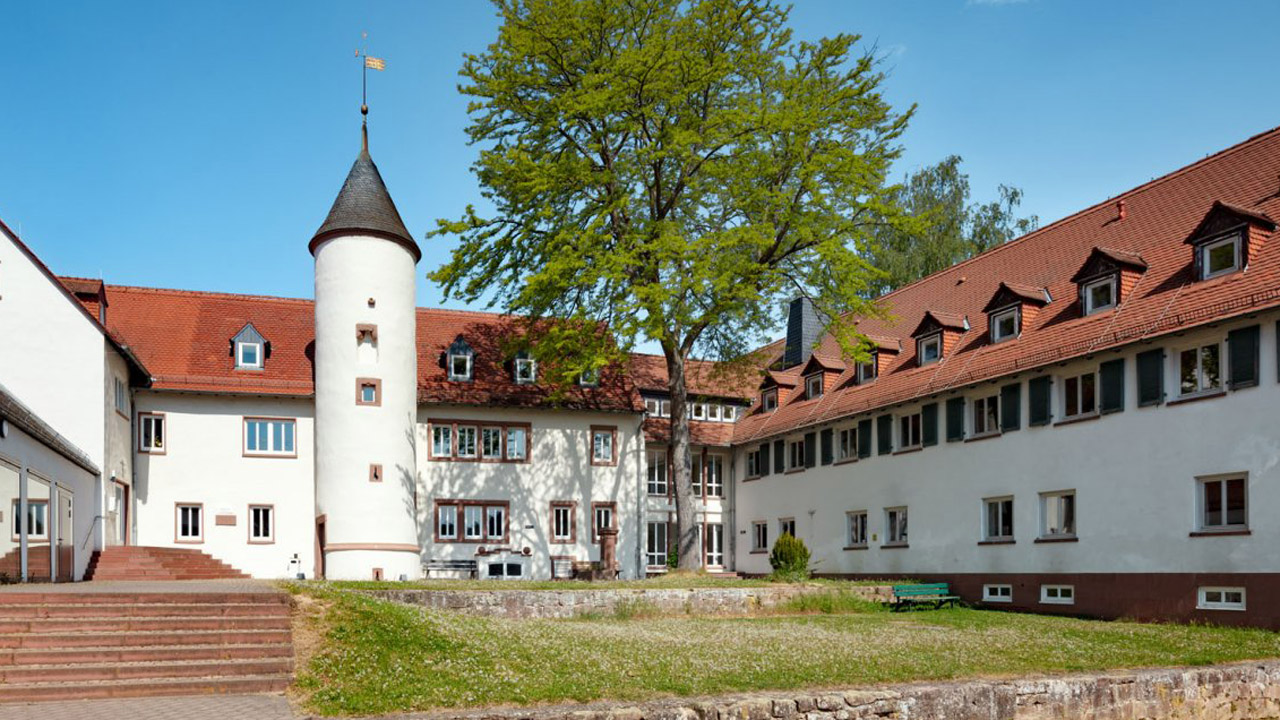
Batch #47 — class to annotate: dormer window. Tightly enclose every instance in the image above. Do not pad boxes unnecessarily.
[231,324,268,370]
[917,334,942,366]
[578,368,599,386]
[805,374,823,400]
[857,360,876,384]
[513,354,536,384]
[989,307,1020,343]
[1199,233,1241,280]
[446,337,474,381]
[1082,276,1116,315]
[762,389,778,412]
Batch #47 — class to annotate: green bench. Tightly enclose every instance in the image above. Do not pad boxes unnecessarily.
[891,583,960,611]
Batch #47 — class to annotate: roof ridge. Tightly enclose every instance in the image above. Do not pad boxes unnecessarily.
[104,283,315,305]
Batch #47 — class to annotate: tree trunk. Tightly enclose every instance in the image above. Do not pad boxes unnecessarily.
[665,348,701,571]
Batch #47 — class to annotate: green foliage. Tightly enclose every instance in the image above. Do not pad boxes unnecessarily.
[666,543,678,570]
[776,589,886,614]
[867,155,1039,295]
[767,532,810,581]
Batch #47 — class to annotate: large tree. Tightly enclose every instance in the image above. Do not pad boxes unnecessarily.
[867,155,1038,295]
[432,0,913,569]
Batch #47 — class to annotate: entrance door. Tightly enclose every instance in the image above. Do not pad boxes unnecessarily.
[106,482,128,546]
[314,516,326,580]
[56,488,73,582]
[706,523,724,568]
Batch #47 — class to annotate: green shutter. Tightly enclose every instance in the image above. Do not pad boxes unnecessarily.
[819,428,833,465]
[1228,324,1260,390]
[773,440,785,473]
[1099,358,1125,414]
[1028,376,1052,426]
[759,443,770,477]
[876,415,893,455]
[803,431,817,468]
[921,403,938,447]
[1000,382,1021,432]
[857,419,872,459]
[1136,348,1165,407]
[945,397,966,442]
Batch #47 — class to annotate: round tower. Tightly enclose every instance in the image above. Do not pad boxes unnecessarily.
[310,124,421,581]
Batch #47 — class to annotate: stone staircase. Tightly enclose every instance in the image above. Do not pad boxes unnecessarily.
[0,590,293,702]
[85,546,251,581]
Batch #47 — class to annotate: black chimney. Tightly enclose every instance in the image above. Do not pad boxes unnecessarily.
[784,297,824,368]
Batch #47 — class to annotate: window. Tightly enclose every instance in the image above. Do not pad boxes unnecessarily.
[578,368,599,386]
[591,427,616,466]
[486,506,506,539]
[356,378,381,406]
[846,511,868,547]
[1197,586,1245,611]
[705,455,724,497]
[762,389,778,412]
[659,399,671,417]
[787,438,805,470]
[918,334,942,365]
[437,504,457,540]
[1179,342,1223,396]
[805,374,823,400]
[236,341,263,369]
[114,377,128,415]
[448,353,472,381]
[506,427,528,460]
[645,398,660,415]
[551,503,574,542]
[11,500,48,540]
[857,359,877,384]
[885,507,908,545]
[778,517,796,538]
[692,403,707,420]
[972,395,1000,436]
[464,506,484,539]
[139,413,165,453]
[706,523,724,566]
[1040,491,1075,538]
[176,504,202,542]
[983,584,1013,603]
[707,404,722,422]
[1040,585,1074,605]
[1082,276,1116,315]
[899,412,922,450]
[244,418,295,457]
[481,427,503,459]
[984,497,1014,541]
[249,505,273,543]
[751,521,769,552]
[1063,372,1098,418]
[431,425,453,458]
[837,427,857,461]
[514,356,536,384]
[746,447,762,478]
[646,521,669,567]
[1199,234,1241,280]
[456,425,478,458]
[990,307,1019,343]
[486,561,524,579]
[1199,474,1246,531]
[592,502,615,542]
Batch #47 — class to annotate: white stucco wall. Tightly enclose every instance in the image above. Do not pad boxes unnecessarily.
[103,348,134,545]
[417,407,645,580]
[733,313,1280,579]
[132,392,315,578]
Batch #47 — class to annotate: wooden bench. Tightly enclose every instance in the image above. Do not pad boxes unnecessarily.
[424,559,478,579]
[891,583,960,611]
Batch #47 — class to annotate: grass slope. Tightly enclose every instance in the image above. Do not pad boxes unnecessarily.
[291,585,1280,717]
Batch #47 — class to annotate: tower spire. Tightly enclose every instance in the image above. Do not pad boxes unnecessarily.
[356,32,384,154]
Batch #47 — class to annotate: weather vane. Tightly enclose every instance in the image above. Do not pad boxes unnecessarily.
[355,32,386,121]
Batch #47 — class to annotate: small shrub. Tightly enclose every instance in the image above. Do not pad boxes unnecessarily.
[666,544,678,569]
[768,533,811,582]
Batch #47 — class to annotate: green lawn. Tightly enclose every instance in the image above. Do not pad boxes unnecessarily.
[289,585,1280,717]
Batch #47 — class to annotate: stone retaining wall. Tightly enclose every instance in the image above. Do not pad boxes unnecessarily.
[395,661,1280,720]
[365,584,893,618]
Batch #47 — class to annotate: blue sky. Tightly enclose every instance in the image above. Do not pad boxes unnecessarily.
[5,0,1280,327]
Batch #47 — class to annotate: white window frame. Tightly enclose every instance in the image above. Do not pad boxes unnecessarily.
[1082,276,1117,315]
[857,358,877,384]
[456,425,478,459]
[114,377,129,414]
[778,517,796,539]
[481,427,503,459]
[836,426,857,461]
[972,394,1000,437]
[787,438,805,470]
[659,399,671,417]
[551,504,573,542]
[591,429,615,464]
[898,411,922,450]
[437,505,458,540]
[705,522,724,567]
[514,357,536,384]
[236,341,263,369]
[485,560,525,580]
[982,584,1013,603]
[846,511,868,548]
[885,506,908,546]
[746,448,762,478]
[647,450,669,496]
[463,506,484,540]
[751,521,768,551]
[12,499,48,541]
[1062,371,1098,419]
[1197,586,1246,611]
[249,505,274,543]
[707,404,722,422]
[692,403,706,420]
[139,413,165,452]
[646,521,669,567]
[176,504,202,542]
[705,455,724,497]
[1197,473,1247,531]
[506,427,528,460]
[989,306,1020,343]
[243,418,296,457]
[448,353,472,381]
[431,425,453,458]
[762,389,778,412]
[805,374,823,400]
[983,496,1014,541]
[578,368,599,386]
[918,333,942,366]
[644,398,660,416]
[1039,490,1076,539]
[486,505,506,539]
[1177,341,1224,398]
[1040,584,1075,605]
[1200,233,1241,280]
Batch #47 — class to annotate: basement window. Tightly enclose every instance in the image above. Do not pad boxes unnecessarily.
[983,584,1012,603]
[1197,586,1245,611]
[1040,584,1074,605]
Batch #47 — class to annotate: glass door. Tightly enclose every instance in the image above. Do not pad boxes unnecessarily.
[706,523,724,568]
[56,487,73,582]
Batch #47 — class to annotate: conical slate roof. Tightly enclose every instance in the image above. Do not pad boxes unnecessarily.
[309,135,420,262]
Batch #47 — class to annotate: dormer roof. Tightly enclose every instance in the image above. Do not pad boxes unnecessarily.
[1070,246,1148,283]
[862,334,902,354]
[1183,201,1276,244]
[982,282,1051,313]
[759,369,799,390]
[799,353,845,377]
[911,310,968,338]
[309,131,420,262]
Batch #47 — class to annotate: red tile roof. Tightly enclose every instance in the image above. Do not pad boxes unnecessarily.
[98,284,639,412]
[642,417,735,447]
[733,123,1280,444]
[627,353,757,401]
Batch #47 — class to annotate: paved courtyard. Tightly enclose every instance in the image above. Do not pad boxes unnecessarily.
[0,693,298,720]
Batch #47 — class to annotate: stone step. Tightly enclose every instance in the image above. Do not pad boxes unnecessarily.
[0,602,288,619]
[0,628,292,649]
[0,673,292,703]
[0,656,293,683]
[0,615,291,633]
[0,642,293,666]
[0,592,288,606]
